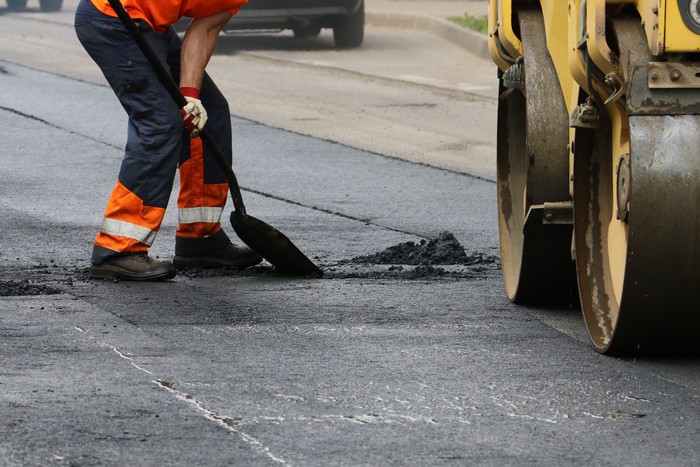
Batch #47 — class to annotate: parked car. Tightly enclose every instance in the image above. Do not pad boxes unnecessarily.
[6,0,61,11]
[224,0,365,48]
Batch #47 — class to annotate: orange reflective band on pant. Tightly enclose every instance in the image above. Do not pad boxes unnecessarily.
[177,136,228,239]
[94,181,166,254]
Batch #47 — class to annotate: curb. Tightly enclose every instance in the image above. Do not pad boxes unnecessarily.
[366,12,490,61]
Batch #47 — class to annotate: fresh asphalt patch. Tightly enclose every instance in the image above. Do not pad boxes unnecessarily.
[0,262,84,297]
[1,232,500,291]
[149,231,500,281]
[0,279,62,296]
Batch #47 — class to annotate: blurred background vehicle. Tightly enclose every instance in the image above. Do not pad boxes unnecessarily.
[6,0,61,11]
[223,0,364,48]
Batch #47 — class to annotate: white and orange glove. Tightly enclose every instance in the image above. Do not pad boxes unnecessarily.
[179,87,207,137]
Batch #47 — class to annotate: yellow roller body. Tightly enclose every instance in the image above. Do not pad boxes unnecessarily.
[488,0,700,353]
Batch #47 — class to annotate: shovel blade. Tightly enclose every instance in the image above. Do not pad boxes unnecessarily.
[231,212,322,277]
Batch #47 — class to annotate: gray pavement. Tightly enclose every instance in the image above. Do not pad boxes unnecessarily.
[2,58,700,467]
[2,2,700,466]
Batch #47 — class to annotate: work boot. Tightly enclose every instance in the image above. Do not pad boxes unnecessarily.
[90,253,176,281]
[173,242,263,269]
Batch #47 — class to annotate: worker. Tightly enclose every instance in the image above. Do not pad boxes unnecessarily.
[74,0,262,281]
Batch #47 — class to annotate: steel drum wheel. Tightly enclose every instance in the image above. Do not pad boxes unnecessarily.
[573,20,700,354]
[573,115,626,352]
[496,84,527,301]
[496,9,577,304]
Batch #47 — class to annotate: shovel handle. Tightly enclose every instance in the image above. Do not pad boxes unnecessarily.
[106,0,246,216]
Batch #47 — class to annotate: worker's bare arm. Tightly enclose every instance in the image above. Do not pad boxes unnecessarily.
[180,12,232,90]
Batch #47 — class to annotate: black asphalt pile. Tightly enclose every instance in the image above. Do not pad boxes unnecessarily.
[348,231,468,265]
[326,232,499,280]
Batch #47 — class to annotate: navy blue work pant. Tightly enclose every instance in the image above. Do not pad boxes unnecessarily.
[74,0,233,263]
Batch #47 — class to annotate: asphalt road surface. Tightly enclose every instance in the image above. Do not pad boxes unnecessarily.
[1,3,699,466]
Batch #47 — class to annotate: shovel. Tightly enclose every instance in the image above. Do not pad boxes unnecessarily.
[107,0,322,276]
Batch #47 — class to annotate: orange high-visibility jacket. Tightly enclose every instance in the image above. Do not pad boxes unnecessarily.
[90,0,249,33]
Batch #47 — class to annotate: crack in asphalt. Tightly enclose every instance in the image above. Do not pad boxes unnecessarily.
[154,381,289,465]
[73,327,156,379]
[72,325,289,465]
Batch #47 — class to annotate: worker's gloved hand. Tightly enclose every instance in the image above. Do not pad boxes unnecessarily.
[179,87,207,137]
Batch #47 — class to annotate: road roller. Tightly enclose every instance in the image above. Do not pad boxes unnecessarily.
[488,0,700,354]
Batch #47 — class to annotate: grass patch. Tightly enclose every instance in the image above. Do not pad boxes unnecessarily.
[448,13,489,35]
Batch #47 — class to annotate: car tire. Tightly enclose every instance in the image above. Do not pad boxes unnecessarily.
[293,24,321,39]
[6,0,27,10]
[39,0,62,12]
[333,0,364,48]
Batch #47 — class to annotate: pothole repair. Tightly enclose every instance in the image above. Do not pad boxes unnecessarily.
[180,232,499,280]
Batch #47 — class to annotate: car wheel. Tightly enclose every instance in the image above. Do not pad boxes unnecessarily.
[293,25,321,39]
[6,0,27,10]
[333,1,364,48]
[39,0,62,12]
